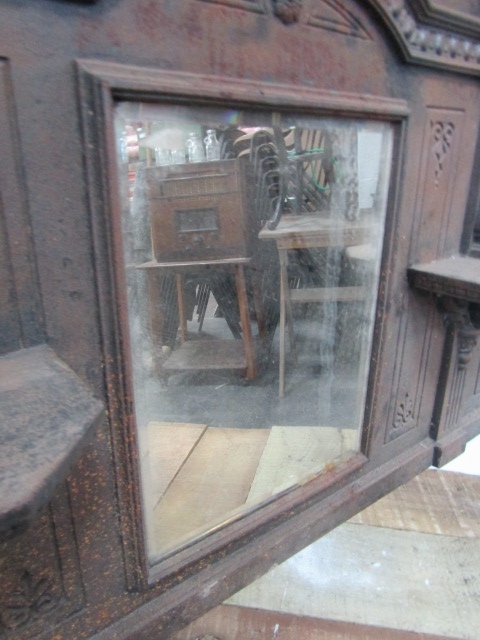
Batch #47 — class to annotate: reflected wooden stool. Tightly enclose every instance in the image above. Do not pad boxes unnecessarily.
[137,257,260,380]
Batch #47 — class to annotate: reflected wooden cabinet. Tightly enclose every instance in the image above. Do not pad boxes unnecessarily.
[146,159,255,263]
[1,1,480,639]
[139,159,259,380]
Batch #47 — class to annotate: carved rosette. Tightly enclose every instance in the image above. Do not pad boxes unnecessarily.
[271,0,302,24]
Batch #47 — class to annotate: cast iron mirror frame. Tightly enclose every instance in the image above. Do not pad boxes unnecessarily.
[77,58,411,590]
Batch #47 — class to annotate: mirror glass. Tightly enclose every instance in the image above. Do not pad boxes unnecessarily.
[114,101,393,563]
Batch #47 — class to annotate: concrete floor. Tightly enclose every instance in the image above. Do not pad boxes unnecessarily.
[143,307,365,430]
[172,435,480,640]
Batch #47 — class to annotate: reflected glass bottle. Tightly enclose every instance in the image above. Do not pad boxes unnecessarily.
[204,129,221,161]
[187,133,205,163]
[118,130,128,164]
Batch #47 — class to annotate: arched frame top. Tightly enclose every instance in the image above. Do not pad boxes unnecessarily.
[63,0,480,75]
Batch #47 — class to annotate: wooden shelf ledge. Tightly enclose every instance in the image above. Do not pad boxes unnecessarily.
[408,256,480,304]
[289,285,367,304]
[162,340,247,372]
[0,345,104,538]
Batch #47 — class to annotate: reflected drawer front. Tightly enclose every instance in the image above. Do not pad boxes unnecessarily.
[146,159,253,262]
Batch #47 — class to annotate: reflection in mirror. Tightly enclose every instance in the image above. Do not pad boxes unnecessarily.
[114,102,393,563]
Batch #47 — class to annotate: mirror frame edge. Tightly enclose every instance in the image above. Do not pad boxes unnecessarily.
[75,58,416,598]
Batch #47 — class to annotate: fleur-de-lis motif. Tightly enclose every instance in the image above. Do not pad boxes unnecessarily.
[393,392,415,430]
[1,571,59,631]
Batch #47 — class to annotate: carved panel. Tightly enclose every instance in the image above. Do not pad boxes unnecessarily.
[0,61,43,354]
[443,333,475,431]
[432,300,480,440]
[413,108,465,263]
[410,272,480,302]
[307,0,371,39]
[385,301,438,443]
[386,108,464,443]
[0,484,84,639]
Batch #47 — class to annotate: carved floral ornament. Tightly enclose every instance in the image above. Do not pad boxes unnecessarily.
[431,120,454,189]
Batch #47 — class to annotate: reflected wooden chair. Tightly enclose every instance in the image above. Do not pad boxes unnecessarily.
[259,215,370,397]
[256,123,372,396]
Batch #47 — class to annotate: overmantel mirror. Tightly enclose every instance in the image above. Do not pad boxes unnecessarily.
[3,1,480,638]
[79,61,406,581]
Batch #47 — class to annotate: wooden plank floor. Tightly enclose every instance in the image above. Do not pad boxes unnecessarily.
[151,426,270,553]
[349,468,480,537]
[170,604,463,640]
[147,423,356,556]
[171,468,480,640]
[144,422,207,509]
[246,426,358,505]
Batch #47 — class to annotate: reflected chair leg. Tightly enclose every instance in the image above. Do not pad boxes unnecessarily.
[235,264,256,380]
[176,273,187,343]
[279,249,298,398]
[284,281,297,364]
[250,267,268,341]
[196,283,210,332]
[279,251,288,398]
